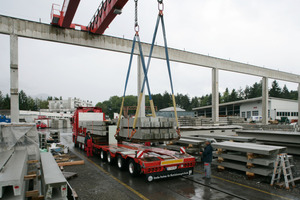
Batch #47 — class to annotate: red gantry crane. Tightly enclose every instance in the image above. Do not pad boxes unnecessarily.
[51,0,128,34]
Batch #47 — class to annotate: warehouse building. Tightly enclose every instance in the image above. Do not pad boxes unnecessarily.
[193,97,298,122]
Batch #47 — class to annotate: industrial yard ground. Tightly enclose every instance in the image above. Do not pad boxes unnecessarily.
[50,129,300,200]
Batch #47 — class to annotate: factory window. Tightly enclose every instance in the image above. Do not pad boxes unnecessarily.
[277,112,279,116]
[252,111,259,116]
[268,110,270,117]
[291,112,294,116]
[241,112,245,118]
[297,112,299,116]
[247,111,251,118]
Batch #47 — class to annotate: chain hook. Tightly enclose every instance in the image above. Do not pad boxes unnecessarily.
[134,0,139,33]
[158,0,164,15]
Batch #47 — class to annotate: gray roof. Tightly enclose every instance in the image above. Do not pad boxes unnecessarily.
[192,97,298,111]
[159,107,186,112]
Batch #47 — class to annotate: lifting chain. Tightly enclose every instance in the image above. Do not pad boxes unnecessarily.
[134,0,139,33]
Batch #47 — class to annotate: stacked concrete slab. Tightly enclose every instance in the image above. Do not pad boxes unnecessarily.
[237,130,300,155]
[50,130,60,143]
[40,152,67,199]
[212,141,287,176]
[39,132,47,149]
[118,117,178,140]
[182,135,256,143]
[82,121,108,136]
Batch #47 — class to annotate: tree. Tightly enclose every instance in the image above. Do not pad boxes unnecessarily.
[3,94,10,109]
[229,89,238,102]
[281,84,290,99]
[19,90,28,110]
[248,81,262,98]
[0,91,3,109]
[269,80,281,97]
[221,88,230,103]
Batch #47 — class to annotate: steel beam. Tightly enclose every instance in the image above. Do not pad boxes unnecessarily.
[0,15,300,83]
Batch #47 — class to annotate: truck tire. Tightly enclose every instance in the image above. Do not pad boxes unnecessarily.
[107,151,114,165]
[100,150,107,161]
[117,155,126,170]
[128,159,140,177]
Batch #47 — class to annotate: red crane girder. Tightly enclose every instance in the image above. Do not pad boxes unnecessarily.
[88,0,128,34]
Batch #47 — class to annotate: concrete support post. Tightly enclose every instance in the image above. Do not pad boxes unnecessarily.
[212,68,219,124]
[298,83,300,125]
[137,55,145,117]
[10,34,19,122]
[262,77,269,125]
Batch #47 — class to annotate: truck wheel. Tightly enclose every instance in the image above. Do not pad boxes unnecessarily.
[128,159,140,177]
[117,155,126,170]
[146,175,154,182]
[100,150,107,161]
[107,151,114,165]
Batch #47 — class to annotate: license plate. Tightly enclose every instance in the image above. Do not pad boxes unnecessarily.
[166,166,177,171]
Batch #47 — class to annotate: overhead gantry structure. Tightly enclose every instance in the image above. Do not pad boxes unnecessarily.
[50,0,128,34]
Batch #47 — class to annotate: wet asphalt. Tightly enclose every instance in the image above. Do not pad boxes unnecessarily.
[58,130,299,200]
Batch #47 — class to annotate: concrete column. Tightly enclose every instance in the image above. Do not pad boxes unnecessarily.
[212,68,219,124]
[137,55,145,117]
[10,34,19,122]
[262,77,268,125]
[298,83,300,125]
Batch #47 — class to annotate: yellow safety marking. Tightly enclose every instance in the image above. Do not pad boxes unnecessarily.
[194,170,292,200]
[79,152,149,200]
[161,159,183,166]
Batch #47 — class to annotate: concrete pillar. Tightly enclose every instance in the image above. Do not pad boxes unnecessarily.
[225,107,228,116]
[212,68,219,124]
[137,55,145,117]
[298,83,300,125]
[10,34,19,122]
[262,77,268,125]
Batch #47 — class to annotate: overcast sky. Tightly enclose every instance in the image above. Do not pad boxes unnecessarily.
[0,0,300,105]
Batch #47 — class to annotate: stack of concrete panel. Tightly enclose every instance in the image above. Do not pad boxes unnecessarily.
[50,130,60,143]
[118,117,178,140]
[182,135,256,143]
[51,119,63,129]
[212,141,287,176]
[39,132,47,149]
[41,152,67,200]
[84,121,108,136]
[237,130,300,155]
[0,150,28,199]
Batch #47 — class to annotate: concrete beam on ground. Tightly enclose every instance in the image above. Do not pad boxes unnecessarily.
[0,150,14,172]
[40,152,67,199]
[212,160,273,176]
[212,68,219,124]
[236,130,300,144]
[262,77,268,125]
[10,34,19,122]
[0,150,28,198]
[212,141,287,155]
[213,152,275,166]
[182,135,256,143]
[0,15,300,83]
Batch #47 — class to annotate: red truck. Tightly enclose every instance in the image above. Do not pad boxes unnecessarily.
[72,107,195,182]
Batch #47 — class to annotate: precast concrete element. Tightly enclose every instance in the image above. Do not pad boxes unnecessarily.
[212,141,286,155]
[237,130,300,144]
[1,16,299,83]
[213,152,275,166]
[182,135,256,143]
[212,160,274,176]
[0,150,28,198]
[0,150,13,172]
[137,55,145,118]
[237,130,300,155]
[262,77,268,125]
[40,152,67,200]
[212,68,219,124]
[10,34,19,122]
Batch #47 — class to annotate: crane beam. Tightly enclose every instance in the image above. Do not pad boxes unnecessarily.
[88,0,128,34]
